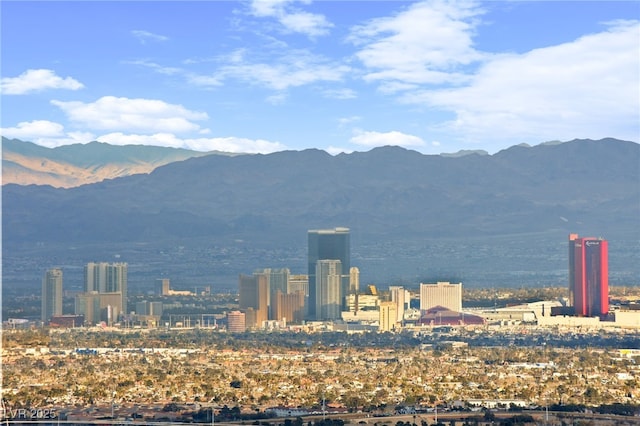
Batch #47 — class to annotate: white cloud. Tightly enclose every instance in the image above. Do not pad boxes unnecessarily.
[213,51,350,91]
[1,120,65,139]
[405,20,640,146]
[186,74,224,88]
[1,69,84,95]
[51,96,208,133]
[266,93,288,105]
[323,88,357,99]
[132,30,169,44]
[349,0,484,86]
[127,59,182,75]
[338,116,361,128]
[0,120,95,148]
[97,132,286,154]
[350,130,425,148]
[279,11,333,37]
[326,146,353,155]
[249,0,333,37]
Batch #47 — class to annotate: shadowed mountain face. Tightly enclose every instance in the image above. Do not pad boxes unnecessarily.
[1,137,219,188]
[3,138,639,290]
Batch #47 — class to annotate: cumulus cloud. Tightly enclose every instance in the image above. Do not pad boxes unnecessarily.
[350,130,425,148]
[51,96,208,133]
[132,30,169,44]
[0,120,95,148]
[1,69,84,95]
[97,132,286,153]
[349,0,484,86]
[1,120,65,139]
[404,20,640,145]
[249,0,333,37]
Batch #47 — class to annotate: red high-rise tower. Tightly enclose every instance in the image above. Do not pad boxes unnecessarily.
[569,234,609,317]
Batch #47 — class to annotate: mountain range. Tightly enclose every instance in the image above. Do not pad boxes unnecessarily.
[2,137,226,188]
[2,137,639,291]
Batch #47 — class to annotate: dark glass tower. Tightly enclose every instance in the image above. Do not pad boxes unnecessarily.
[307,227,350,318]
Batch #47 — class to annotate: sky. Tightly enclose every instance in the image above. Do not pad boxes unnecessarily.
[1,0,639,155]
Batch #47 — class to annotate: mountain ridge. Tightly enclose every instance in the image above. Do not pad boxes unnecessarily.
[1,137,238,188]
[3,137,639,290]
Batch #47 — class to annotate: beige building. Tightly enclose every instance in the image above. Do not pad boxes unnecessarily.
[315,259,342,320]
[379,301,398,332]
[288,274,308,295]
[349,267,360,295]
[42,268,63,322]
[75,292,123,325]
[155,278,170,295]
[84,262,128,319]
[272,290,305,324]
[238,274,268,328]
[345,293,379,312]
[420,281,462,312]
[389,286,407,323]
[227,310,246,332]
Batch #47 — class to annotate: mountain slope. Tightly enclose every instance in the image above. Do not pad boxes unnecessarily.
[3,137,639,290]
[4,138,638,244]
[1,137,228,187]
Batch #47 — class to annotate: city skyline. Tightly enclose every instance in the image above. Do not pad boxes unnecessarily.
[1,1,638,155]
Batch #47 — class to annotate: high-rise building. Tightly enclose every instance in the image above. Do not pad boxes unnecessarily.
[155,278,170,296]
[238,274,268,327]
[315,259,342,320]
[227,311,246,332]
[255,268,290,320]
[288,274,309,295]
[75,292,101,325]
[42,268,63,322]
[272,290,305,324]
[569,234,609,317]
[420,282,462,312]
[379,301,398,332]
[389,286,406,323]
[308,227,350,317]
[84,262,128,318]
[349,267,360,295]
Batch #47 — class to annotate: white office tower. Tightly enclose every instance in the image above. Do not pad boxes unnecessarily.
[420,281,462,312]
[389,285,406,323]
[349,267,360,295]
[315,259,342,320]
[42,268,63,322]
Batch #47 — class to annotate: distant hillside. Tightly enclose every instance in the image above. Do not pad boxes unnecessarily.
[4,137,638,244]
[1,137,232,187]
[3,137,639,290]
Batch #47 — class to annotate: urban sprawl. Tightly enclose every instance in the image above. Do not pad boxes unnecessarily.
[3,229,640,424]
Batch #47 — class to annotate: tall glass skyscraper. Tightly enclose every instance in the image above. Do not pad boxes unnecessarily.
[307,227,350,318]
[569,234,609,317]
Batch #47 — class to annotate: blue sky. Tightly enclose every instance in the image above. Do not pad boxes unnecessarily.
[1,1,639,155]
